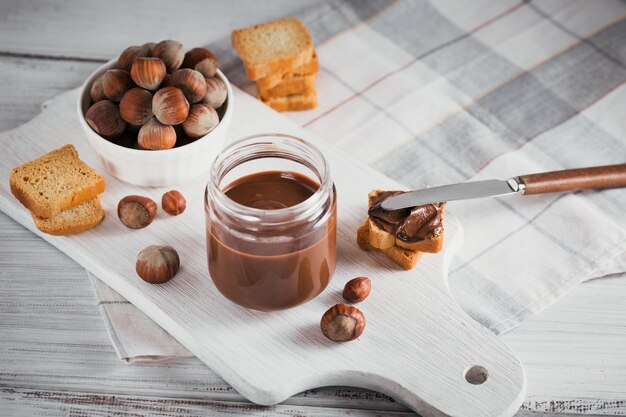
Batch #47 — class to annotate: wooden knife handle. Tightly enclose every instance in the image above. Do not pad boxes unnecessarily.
[519,164,626,195]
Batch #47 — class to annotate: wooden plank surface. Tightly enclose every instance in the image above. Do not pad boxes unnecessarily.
[0,0,625,415]
[0,0,325,60]
[0,387,616,417]
[1,388,412,417]
[0,57,101,131]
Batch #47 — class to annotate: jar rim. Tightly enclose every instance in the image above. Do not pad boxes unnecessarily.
[206,133,333,226]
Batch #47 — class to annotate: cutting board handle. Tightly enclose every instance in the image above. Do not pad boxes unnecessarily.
[519,163,626,195]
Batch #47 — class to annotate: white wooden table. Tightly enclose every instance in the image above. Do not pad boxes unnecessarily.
[1,1,625,416]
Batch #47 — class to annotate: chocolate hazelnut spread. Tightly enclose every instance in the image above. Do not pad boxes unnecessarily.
[224,171,318,210]
[207,171,336,311]
[368,191,444,243]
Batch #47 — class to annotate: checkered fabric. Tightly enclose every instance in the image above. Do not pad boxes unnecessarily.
[93,0,626,363]
[220,0,626,334]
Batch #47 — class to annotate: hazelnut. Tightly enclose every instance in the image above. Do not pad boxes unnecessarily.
[136,245,180,284]
[202,76,227,108]
[130,57,166,91]
[320,304,366,342]
[163,69,207,104]
[138,118,176,150]
[102,69,134,102]
[342,277,371,303]
[117,44,151,72]
[119,87,153,126]
[152,40,185,73]
[194,58,217,78]
[182,47,218,69]
[117,195,157,229]
[152,86,189,125]
[142,42,157,56]
[162,190,186,215]
[85,100,126,139]
[182,103,219,139]
[90,75,106,103]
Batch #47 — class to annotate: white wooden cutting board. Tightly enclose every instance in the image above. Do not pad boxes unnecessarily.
[0,87,526,417]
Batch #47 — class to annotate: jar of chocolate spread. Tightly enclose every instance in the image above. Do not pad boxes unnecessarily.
[205,134,337,311]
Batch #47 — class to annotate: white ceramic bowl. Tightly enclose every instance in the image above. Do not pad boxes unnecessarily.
[77,59,233,186]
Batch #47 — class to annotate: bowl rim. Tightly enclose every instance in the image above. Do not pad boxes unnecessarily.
[77,57,233,159]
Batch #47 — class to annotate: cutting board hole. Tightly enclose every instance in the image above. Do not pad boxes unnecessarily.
[464,365,488,385]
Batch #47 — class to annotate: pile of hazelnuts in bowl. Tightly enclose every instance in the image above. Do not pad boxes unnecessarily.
[84,40,228,150]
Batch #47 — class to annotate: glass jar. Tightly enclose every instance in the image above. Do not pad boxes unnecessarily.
[205,134,337,311]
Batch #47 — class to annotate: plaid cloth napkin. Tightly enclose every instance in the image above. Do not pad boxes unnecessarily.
[92,0,626,361]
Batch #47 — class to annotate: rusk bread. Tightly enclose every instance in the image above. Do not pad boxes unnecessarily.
[367,190,444,253]
[262,90,318,112]
[10,144,105,218]
[32,196,105,236]
[257,51,319,90]
[257,74,316,100]
[232,18,314,80]
[357,221,423,270]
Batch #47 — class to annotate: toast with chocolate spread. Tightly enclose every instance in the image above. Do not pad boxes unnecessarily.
[367,190,445,253]
[357,190,445,270]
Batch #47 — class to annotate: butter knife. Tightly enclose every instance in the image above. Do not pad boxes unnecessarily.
[381,164,626,211]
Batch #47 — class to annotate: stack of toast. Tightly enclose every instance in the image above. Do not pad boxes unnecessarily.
[357,190,445,270]
[10,144,105,235]
[232,18,319,112]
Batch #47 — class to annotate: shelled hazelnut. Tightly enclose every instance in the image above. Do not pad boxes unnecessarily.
[342,277,371,303]
[162,190,186,215]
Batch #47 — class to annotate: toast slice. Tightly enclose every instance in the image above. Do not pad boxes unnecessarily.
[367,190,444,253]
[258,74,316,100]
[232,18,314,80]
[257,51,319,90]
[32,196,105,236]
[10,144,105,218]
[262,90,318,112]
[357,221,423,270]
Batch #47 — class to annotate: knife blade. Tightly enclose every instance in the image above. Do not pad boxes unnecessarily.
[380,178,523,211]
